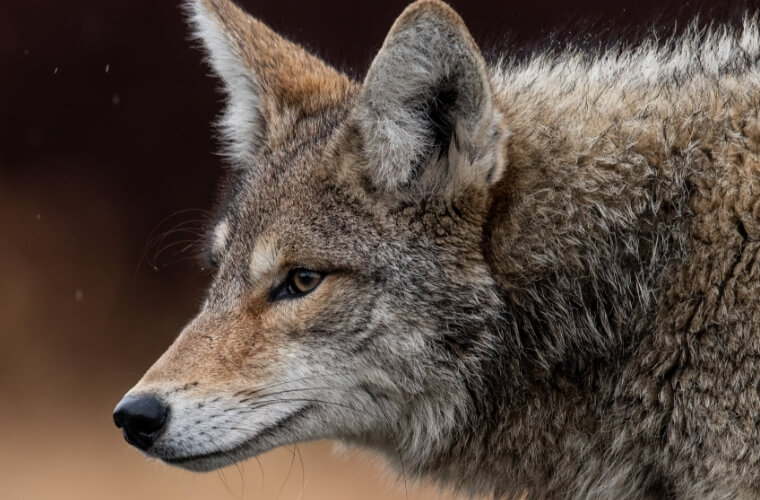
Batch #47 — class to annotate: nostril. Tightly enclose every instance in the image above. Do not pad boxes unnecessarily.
[113,394,169,451]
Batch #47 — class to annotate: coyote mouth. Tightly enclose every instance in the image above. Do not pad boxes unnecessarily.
[162,405,313,470]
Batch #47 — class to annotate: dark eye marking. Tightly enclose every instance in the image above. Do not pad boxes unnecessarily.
[270,268,326,301]
[201,247,220,271]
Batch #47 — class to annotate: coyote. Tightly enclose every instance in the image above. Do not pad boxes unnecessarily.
[113,0,760,497]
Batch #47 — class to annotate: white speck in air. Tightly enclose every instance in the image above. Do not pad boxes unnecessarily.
[36,213,41,221]
[105,64,110,73]
[53,67,59,75]
[75,289,84,302]
[112,93,120,106]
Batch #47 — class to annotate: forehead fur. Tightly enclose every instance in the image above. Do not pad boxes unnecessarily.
[204,151,377,299]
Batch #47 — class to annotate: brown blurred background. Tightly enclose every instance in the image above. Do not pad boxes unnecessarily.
[0,0,749,499]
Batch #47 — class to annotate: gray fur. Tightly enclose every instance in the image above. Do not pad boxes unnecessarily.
[119,1,760,498]
[352,1,507,198]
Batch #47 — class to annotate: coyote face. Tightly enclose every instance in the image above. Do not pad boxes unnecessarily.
[115,0,508,474]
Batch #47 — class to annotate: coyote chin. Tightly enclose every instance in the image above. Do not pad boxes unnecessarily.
[114,0,760,498]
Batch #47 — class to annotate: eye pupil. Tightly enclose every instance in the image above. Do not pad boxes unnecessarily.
[289,269,322,294]
[272,268,325,301]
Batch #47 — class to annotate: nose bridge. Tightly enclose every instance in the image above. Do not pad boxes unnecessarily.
[134,312,230,389]
[131,303,264,393]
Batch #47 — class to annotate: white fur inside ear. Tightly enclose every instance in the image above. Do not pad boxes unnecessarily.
[186,0,262,168]
[418,108,508,199]
[354,30,452,190]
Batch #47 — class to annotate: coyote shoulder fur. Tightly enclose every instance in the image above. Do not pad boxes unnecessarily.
[113,0,760,498]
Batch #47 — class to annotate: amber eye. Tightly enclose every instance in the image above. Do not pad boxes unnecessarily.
[271,268,325,301]
[290,269,322,294]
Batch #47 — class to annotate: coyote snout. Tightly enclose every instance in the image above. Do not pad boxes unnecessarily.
[113,303,325,471]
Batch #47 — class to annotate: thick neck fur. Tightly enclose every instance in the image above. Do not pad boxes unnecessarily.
[391,18,760,499]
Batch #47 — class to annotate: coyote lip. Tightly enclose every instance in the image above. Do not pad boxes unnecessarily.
[162,405,313,470]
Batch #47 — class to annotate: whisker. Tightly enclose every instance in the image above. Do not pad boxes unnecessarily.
[239,385,366,404]
[189,377,407,500]
[246,386,408,500]
[296,444,306,500]
[216,466,232,495]
[140,209,207,255]
[276,444,297,500]
[133,208,210,288]
[149,237,205,265]
[233,372,359,399]
[246,397,362,414]
[234,461,245,500]
[254,455,266,495]
[368,390,409,500]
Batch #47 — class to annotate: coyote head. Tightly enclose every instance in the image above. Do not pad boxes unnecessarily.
[114,0,509,475]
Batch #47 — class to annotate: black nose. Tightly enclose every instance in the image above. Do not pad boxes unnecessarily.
[113,395,169,451]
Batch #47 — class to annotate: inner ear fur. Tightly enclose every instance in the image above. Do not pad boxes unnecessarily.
[187,0,354,165]
[350,0,508,198]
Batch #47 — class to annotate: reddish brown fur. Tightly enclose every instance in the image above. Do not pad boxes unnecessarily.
[200,0,353,137]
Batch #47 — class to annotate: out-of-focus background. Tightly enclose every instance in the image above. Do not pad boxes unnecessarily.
[0,0,747,499]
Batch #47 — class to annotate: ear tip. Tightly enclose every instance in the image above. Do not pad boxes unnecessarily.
[390,0,476,51]
[405,0,455,12]
[184,0,210,13]
[182,0,215,23]
[398,0,464,25]
[185,0,244,19]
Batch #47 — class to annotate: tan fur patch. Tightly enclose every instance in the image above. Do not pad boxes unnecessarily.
[200,0,353,117]
[248,235,278,281]
[136,308,273,388]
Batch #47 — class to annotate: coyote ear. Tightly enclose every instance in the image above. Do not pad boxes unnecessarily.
[187,0,352,167]
[351,0,507,198]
